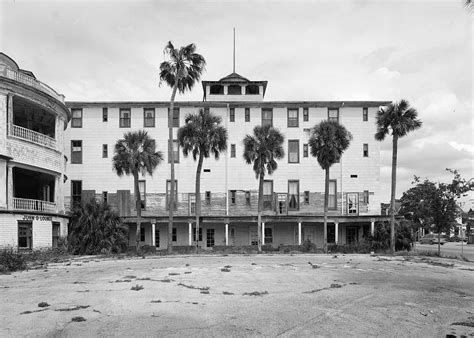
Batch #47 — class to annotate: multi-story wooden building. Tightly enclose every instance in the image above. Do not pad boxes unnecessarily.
[65,72,390,250]
[0,53,70,249]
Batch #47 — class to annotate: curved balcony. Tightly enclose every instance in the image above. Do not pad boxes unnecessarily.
[12,198,56,213]
[9,123,56,149]
[2,68,65,103]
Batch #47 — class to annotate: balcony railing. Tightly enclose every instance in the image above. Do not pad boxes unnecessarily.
[2,68,65,103]
[12,198,56,213]
[9,123,56,149]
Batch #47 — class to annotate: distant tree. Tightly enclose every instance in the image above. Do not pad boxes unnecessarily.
[243,125,285,252]
[375,99,422,254]
[69,199,128,255]
[159,41,206,254]
[400,169,474,255]
[178,108,227,250]
[112,130,163,252]
[309,120,352,253]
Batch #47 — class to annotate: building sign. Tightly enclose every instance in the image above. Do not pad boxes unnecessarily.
[22,215,52,222]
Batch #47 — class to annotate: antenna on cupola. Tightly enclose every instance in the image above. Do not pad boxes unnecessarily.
[233,27,236,73]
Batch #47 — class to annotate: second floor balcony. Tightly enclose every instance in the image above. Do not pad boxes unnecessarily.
[9,123,56,149]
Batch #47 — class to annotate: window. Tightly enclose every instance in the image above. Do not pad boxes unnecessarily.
[193,227,203,242]
[102,191,108,204]
[245,84,259,95]
[264,228,273,244]
[119,108,131,128]
[288,180,299,210]
[210,84,224,94]
[245,108,250,122]
[228,85,241,95]
[18,222,32,249]
[168,140,179,163]
[230,144,236,158]
[102,144,108,158]
[230,190,236,204]
[363,190,369,204]
[230,108,235,122]
[166,180,178,210]
[303,108,309,122]
[363,107,368,121]
[262,108,273,127]
[329,180,337,210]
[328,108,339,123]
[288,140,299,163]
[172,228,177,242]
[304,191,310,204]
[206,228,215,247]
[347,193,359,214]
[328,224,335,243]
[140,226,145,242]
[189,194,195,215]
[245,191,251,205]
[155,229,160,248]
[287,108,298,127]
[144,108,155,127]
[139,180,146,209]
[263,180,273,210]
[52,222,60,248]
[71,108,82,128]
[205,191,211,205]
[303,144,308,157]
[168,107,180,127]
[102,108,108,122]
[71,140,82,164]
[71,180,82,206]
[363,144,369,157]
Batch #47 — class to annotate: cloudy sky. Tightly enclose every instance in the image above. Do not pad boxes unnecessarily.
[1,0,472,209]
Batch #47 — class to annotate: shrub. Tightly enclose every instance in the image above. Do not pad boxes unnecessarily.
[68,199,128,255]
[365,221,414,252]
[0,248,27,273]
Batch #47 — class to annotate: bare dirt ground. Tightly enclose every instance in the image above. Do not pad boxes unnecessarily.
[1,254,473,337]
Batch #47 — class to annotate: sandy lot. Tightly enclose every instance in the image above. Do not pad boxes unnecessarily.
[1,254,473,337]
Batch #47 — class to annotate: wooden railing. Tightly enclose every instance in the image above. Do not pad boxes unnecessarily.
[12,198,56,212]
[9,123,56,149]
[3,68,65,103]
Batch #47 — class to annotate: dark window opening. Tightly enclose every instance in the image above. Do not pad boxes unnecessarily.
[264,228,273,244]
[328,108,339,123]
[172,228,177,242]
[140,226,145,242]
[71,140,82,164]
[52,222,60,248]
[168,107,180,127]
[230,190,236,204]
[245,84,259,95]
[155,229,160,247]
[206,228,215,247]
[303,144,308,157]
[13,167,56,203]
[230,108,235,122]
[230,144,236,158]
[245,108,250,122]
[262,109,273,127]
[193,227,203,242]
[228,85,241,95]
[304,191,309,204]
[245,191,251,205]
[205,191,211,205]
[102,191,108,204]
[102,144,108,158]
[303,108,309,122]
[327,224,335,243]
[18,221,32,250]
[71,180,82,206]
[363,144,369,157]
[102,108,108,122]
[363,107,368,121]
[12,96,56,138]
[210,84,224,94]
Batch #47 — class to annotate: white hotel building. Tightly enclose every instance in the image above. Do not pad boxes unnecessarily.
[65,72,390,250]
[0,53,70,250]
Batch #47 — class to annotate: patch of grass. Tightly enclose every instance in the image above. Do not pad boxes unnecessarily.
[220,268,231,272]
[223,291,234,295]
[168,272,180,276]
[38,302,50,308]
[131,285,144,291]
[55,305,90,312]
[114,279,132,283]
[200,290,210,294]
[71,316,86,322]
[184,271,192,274]
[0,248,27,273]
[177,283,210,291]
[137,277,151,281]
[123,275,136,279]
[150,300,162,303]
[20,308,49,315]
[243,291,268,296]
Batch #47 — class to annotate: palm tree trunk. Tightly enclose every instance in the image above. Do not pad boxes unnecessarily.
[437,232,441,256]
[390,135,398,254]
[257,173,264,253]
[168,83,178,254]
[324,167,329,254]
[133,170,141,254]
[195,153,204,252]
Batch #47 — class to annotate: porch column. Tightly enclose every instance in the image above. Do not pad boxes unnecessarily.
[371,220,375,236]
[151,223,155,247]
[298,222,302,245]
[335,221,339,244]
[7,165,13,209]
[188,222,192,246]
[262,222,265,245]
[225,223,229,246]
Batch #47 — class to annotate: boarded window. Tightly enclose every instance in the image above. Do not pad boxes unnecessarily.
[71,140,82,164]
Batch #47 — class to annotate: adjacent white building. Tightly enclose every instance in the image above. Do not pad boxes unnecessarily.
[0,53,70,250]
[65,72,390,250]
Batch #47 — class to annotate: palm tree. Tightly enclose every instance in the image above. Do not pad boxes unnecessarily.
[177,108,227,250]
[112,130,163,252]
[309,120,352,253]
[69,198,128,255]
[159,41,206,253]
[375,99,422,254]
[243,125,285,252]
